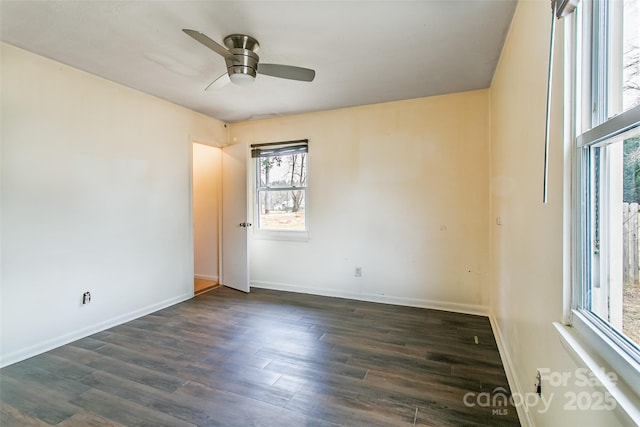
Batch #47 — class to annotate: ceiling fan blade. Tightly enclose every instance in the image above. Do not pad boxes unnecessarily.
[205,73,231,91]
[257,64,315,82]
[182,29,240,63]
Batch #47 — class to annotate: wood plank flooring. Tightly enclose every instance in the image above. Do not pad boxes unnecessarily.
[0,287,520,426]
[194,278,219,296]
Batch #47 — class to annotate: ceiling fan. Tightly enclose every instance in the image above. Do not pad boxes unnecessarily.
[183,29,316,90]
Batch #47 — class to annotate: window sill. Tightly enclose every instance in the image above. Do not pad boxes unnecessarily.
[252,229,309,242]
[553,320,640,424]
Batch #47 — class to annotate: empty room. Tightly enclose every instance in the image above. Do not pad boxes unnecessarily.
[1,0,640,426]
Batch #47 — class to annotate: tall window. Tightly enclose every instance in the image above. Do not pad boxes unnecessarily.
[573,0,640,390]
[252,140,308,232]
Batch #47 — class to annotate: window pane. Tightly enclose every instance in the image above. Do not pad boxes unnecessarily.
[623,0,640,111]
[258,190,305,230]
[622,131,640,345]
[588,127,640,348]
[607,0,640,118]
[258,153,307,188]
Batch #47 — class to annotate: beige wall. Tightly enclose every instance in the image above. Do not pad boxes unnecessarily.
[0,42,225,366]
[193,143,221,282]
[489,1,624,425]
[230,91,491,313]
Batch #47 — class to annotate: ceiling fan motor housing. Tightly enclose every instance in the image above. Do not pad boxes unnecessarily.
[224,34,260,78]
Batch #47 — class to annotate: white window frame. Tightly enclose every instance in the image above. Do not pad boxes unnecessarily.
[558,0,640,422]
[251,140,309,241]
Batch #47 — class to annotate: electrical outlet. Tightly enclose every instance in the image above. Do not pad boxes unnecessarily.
[82,291,91,305]
[355,267,362,277]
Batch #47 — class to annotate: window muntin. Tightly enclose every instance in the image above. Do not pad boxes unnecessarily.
[253,143,307,232]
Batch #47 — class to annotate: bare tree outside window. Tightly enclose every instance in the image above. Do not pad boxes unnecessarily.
[260,156,281,214]
[288,153,306,213]
[625,45,640,109]
[623,0,640,111]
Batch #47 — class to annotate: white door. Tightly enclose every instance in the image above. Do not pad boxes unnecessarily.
[221,141,250,292]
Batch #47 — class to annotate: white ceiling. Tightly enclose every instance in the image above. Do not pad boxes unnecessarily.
[0,0,516,123]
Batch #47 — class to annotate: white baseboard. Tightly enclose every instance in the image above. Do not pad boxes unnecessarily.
[250,280,489,316]
[194,274,219,282]
[0,292,193,368]
[489,312,535,427]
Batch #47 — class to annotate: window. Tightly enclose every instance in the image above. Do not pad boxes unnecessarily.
[252,140,308,233]
[572,0,640,403]
[582,127,640,345]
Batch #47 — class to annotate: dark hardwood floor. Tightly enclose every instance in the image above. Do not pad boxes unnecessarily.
[0,287,520,426]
